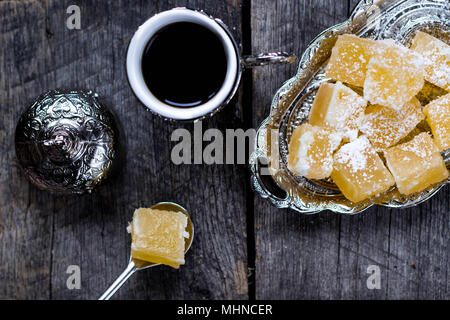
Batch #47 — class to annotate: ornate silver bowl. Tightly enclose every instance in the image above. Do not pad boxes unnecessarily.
[250,0,450,214]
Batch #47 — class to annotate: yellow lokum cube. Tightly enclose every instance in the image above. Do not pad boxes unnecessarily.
[331,136,395,203]
[325,34,380,88]
[364,40,424,110]
[384,133,448,195]
[131,208,189,269]
[410,31,450,91]
[423,93,450,151]
[309,81,367,141]
[359,97,424,151]
[288,123,342,180]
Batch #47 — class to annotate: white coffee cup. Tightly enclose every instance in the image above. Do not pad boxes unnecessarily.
[126,7,294,121]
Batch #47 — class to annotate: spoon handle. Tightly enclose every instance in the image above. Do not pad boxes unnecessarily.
[99,261,137,300]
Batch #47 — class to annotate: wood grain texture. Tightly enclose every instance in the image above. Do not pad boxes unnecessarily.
[0,0,449,300]
[251,0,449,299]
[0,0,248,299]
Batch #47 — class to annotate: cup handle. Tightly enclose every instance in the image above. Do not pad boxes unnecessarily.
[241,52,296,67]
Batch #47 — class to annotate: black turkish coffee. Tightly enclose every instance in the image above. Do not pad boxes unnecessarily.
[141,22,227,108]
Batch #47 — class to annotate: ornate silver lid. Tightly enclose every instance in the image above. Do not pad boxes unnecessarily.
[15,89,121,194]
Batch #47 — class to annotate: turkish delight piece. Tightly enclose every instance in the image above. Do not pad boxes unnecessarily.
[359,97,424,151]
[384,132,448,195]
[364,40,425,110]
[331,136,395,203]
[309,81,367,141]
[325,34,380,88]
[131,208,188,269]
[410,31,450,91]
[288,123,342,180]
[423,93,450,151]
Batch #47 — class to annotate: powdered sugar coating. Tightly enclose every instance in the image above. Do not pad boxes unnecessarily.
[288,123,342,180]
[384,132,448,195]
[410,31,450,91]
[334,136,370,171]
[331,136,395,203]
[423,92,450,151]
[359,97,424,151]
[364,40,425,110]
[325,34,381,88]
[309,81,367,141]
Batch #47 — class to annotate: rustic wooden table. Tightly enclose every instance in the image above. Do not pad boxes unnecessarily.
[0,0,448,300]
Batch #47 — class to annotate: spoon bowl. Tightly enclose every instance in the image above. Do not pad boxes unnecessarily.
[99,202,194,300]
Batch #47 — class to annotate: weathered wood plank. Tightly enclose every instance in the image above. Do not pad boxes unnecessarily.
[251,0,349,300]
[251,0,449,299]
[0,0,248,299]
[0,0,54,300]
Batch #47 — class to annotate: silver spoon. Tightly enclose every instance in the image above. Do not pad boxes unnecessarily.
[99,202,194,300]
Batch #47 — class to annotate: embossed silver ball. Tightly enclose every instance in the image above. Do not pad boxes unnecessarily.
[15,89,121,194]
